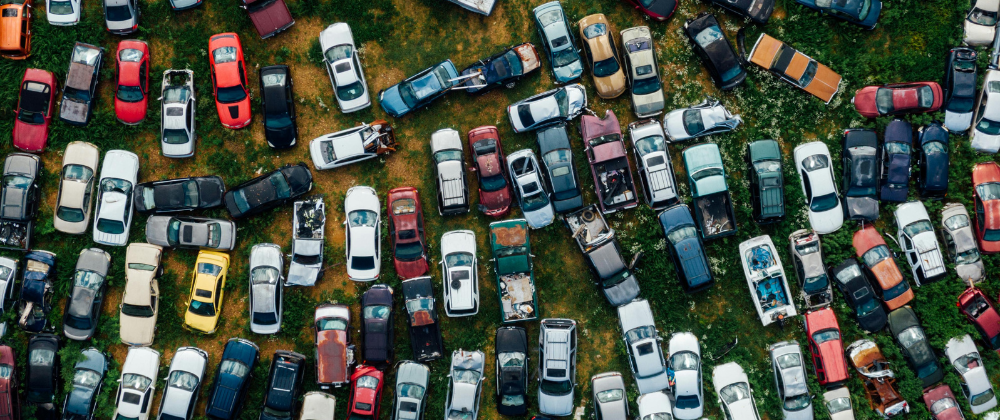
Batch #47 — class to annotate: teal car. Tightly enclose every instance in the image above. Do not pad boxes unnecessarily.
[489,219,539,323]
[682,143,736,239]
[378,60,459,118]
[533,1,583,84]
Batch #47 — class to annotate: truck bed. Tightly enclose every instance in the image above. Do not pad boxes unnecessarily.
[0,220,30,250]
[564,205,611,251]
[592,157,637,213]
[499,272,536,321]
[693,191,736,239]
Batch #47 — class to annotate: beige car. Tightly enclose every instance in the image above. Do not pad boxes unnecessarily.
[621,26,664,117]
[53,141,100,234]
[578,14,627,99]
[120,243,162,346]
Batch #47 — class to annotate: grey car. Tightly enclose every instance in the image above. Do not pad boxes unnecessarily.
[536,124,583,213]
[249,243,284,334]
[103,0,139,34]
[940,203,984,283]
[628,119,678,210]
[63,248,111,341]
[663,97,741,142]
[1,152,41,250]
[431,128,470,216]
[158,346,209,420]
[145,216,236,251]
[621,26,665,117]
[616,299,669,394]
[393,361,430,420]
[507,84,587,133]
[768,341,814,420]
[532,1,583,83]
[446,350,485,420]
[539,318,577,416]
[592,372,628,420]
[788,230,832,309]
[62,348,107,420]
[160,70,197,158]
[507,149,555,229]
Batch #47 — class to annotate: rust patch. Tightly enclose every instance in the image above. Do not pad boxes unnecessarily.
[491,224,526,247]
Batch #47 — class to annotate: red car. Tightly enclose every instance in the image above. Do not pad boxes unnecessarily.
[468,126,512,217]
[803,307,849,388]
[114,40,150,125]
[388,187,429,280]
[0,345,19,419]
[622,0,677,21]
[208,32,251,129]
[957,286,1000,354]
[347,365,384,420]
[12,68,57,152]
[923,384,964,420]
[852,82,943,118]
[973,162,1000,253]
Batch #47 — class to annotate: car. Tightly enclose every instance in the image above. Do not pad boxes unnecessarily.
[12,68,57,152]
[841,128,879,221]
[823,387,855,420]
[387,187,429,279]
[54,142,100,234]
[628,119,678,210]
[739,235,796,327]
[923,384,965,420]
[0,0,30,59]
[0,153,40,250]
[344,186,381,282]
[468,126,513,217]
[658,204,713,292]
[309,120,398,170]
[853,82,943,118]
[59,42,103,126]
[488,219,539,324]
[888,306,944,388]
[495,326,528,415]
[224,163,313,218]
[705,0,773,23]
[318,22,371,113]
[400,277,444,362]
[680,141,740,236]
[507,149,555,229]
[103,0,139,34]
[894,202,946,285]
[145,216,236,251]
[26,334,58,406]
[793,141,843,234]
[712,362,763,420]
[459,43,542,94]
[853,226,913,310]
[239,0,294,39]
[943,48,978,132]
[533,1,583,83]
[945,335,997,413]
[917,123,949,197]
[973,69,1000,153]
[789,230,831,309]
[578,14,626,99]
[965,0,998,45]
[183,251,230,334]
[259,65,298,149]
[669,332,703,419]
[119,243,162,346]
[159,69,197,158]
[663,97,741,142]
[314,304,353,388]
[940,203,985,282]
[622,0,677,20]
[847,339,909,418]
[591,373,628,420]
[249,243,284,335]
[0,258,16,337]
[830,259,887,332]
[378,59,459,118]
[957,286,1000,353]
[973,161,1000,253]
[636,393,675,420]
[621,26,665,117]
[430,128,470,215]
[879,119,912,202]
[443,0,496,15]
[17,250,55,333]
[113,347,160,420]
[445,350,486,420]
[361,284,394,366]
[93,150,139,246]
[507,84,587,133]
[767,341,813,419]
[803,308,848,388]
[746,139,785,223]
[260,351,306,420]
[564,206,642,305]
[205,338,259,420]
[61,348,105,420]
[746,33,842,103]
[536,124,584,212]
[63,248,111,341]
[347,366,384,420]
[208,33,251,129]
[684,14,746,90]
[538,318,577,417]
[300,392,336,420]
[441,230,478,316]
[114,40,149,125]
[133,176,226,214]
[794,0,880,28]
[288,197,324,287]
[393,361,430,420]
[46,0,81,24]
[582,110,641,214]
[168,0,201,10]
[157,347,208,420]
[617,299,669,394]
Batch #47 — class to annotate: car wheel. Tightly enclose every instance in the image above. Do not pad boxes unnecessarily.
[505,82,516,89]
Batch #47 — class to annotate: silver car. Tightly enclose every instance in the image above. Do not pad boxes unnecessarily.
[627,119,678,210]
[430,128,470,216]
[669,332,703,419]
[93,150,139,246]
[712,362,763,420]
[507,84,587,133]
[0,257,16,337]
[788,229,832,308]
[445,350,485,420]
[249,243,284,334]
[940,203,984,283]
[394,361,429,420]
[319,22,371,113]
[309,121,396,170]
[538,318,577,417]
[63,248,111,341]
[145,216,236,251]
[823,387,855,420]
[160,70,196,158]
[768,341,814,420]
[945,335,998,414]
[157,347,208,420]
[894,201,946,286]
[592,372,628,420]
[507,149,555,229]
[616,299,668,394]
[621,26,664,117]
[663,97,742,142]
[103,0,139,34]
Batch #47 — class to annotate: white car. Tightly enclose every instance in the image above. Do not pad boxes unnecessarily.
[46,0,81,25]
[945,335,998,414]
[616,299,669,394]
[300,391,336,420]
[249,243,284,334]
[767,341,813,420]
[114,347,160,420]
[972,69,1000,153]
[538,318,577,417]
[157,347,208,420]
[55,141,100,234]
[445,350,485,420]
[637,391,673,420]
[160,70,197,158]
[668,332,703,419]
[793,142,843,234]
[940,203,984,283]
[344,186,381,282]
[628,119,678,209]
[507,149,555,229]
[309,121,395,170]
[894,202,946,286]
[822,387,855,420]
[0,257,16,338]
[712,362,763,420]
[430,128,470,215]
[319,22,371,113]
[93,150,139,246]
[965,0,999,46]
[663,97,741,142]
[120,243,162,346]
[591,372,628,420]
[440,230,478,316]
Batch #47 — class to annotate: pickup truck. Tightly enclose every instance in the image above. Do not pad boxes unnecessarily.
[564,205,640,307]
[240,0,294,39]
[489,219,538,323]
[444,0,496,15]
[581,110,639,214]
[682,143,737,240]
[59,42,103,126]
[287,196,324,286]
[0,153,41,251]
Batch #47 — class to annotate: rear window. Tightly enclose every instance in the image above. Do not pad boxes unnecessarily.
[1,8,16,17]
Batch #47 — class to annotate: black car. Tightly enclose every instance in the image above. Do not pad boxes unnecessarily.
[535,124,583,213]
[361,284,394,367]
[495,326,528,416]
[134,176,226,213]
[887,306,944,388]
[746,139,785,224]
[829,259,886,332]
[705,0,774,23]
[62,248,111,341]
[205,338,259,420]
[260,65,298,149]
[460,43,542,94]
[880,119,912,203]
[917,122,949,198]
[942,47,977,133]
[401,276,444,362]
[223,163,313,219]
[683,13,746,90]
[26,334,59,405]
[842,128,880,221]
[259,351,306,420]
[793,0,881,29]
[61,348,107,420]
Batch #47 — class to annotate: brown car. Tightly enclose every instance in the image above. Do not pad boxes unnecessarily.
[746,33,841,103]
[578,14,626,99]
[315,303,353,388]
[847,339,910,418]
[0,0,31,59]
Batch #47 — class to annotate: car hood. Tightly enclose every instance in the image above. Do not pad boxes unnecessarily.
[944,110,974,132]
[972,130,1000,153]
[449,383,480,411]
[633,88,665,117]
[379,85,409,116]
[13,119,47,152]
[65,386,96,415]
[539,389,574,416]
[845,196,878,220]
[287,262,320,287]
[553,58,583,82]
[808,205,843,235]
[161,387,197,417]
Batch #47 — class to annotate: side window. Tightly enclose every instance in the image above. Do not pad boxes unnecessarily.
[139,63,147,91]
[801,171,812,198]
[239,66,247,87]
[186,102,194,127]
[353,56,363,80]
[901,234,913,250]
[977,198,985,228]
[944,234,957,259]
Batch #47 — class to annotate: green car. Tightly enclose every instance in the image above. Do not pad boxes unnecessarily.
[489,219,539,323]
[746,139,785,224]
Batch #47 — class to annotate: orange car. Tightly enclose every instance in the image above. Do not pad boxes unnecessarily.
[747,33,841,103]
[208,32,251,129]
[853,225,913,310]
[0,0,31,59]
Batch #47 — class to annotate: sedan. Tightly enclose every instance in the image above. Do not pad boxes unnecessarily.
[940,203,984,282]
[314,303,352,388]
[536,124,583,212]
[669,332,703,419]
[134,176,226,214]
[793,141,843,234]
[445,350,485,420]
[468,126,513,217]
[319,22,371,113]
[830,259,886,332]
[795,0,880,28]
[459,43,541,94]
[972,162,1000,253]
[888,306,943,388]
[361,284,394,366]
[684,13,745,90]
[301,392,336,420]
[629,119,678,210]
[943,47,977,132]
[495,326,528,415]
[945,335,998,413]
[347,366,384,420]
[852,82,943,118]
[394,361,430,420]
[62,348,105,420]
[924,384,965,420]
[746,139,785,224]
[621,26,665,117]
[113,347,160,420]
[260,65,298,148]
[183,251,230,334]
[249,243,284,335]
[973,69,1000,153]
[578,14,626,99]
[789,230,831,309]
[637,393,674,420]
[768,341,813,419]
[93,150,139,246]
[823,388,855,420]
[842,128,879,221]
[957,286,1000,353]
[160,69,197,158]
[663,97,741,142]
[388,187,429,279]
[145,216,236,251]
[378,59,459,118]
[158,347,208,420]
[344,186,381,282]
[309,120,397,170]
[0,258,16,337]
[103,0,139,34]
[659,204,713,292]
[224,163,313,218]
[12,68,57,152]
[119,243,162,346]
[430,128,470,215]
[712,362,763,420]
[205,338,259,419]
[617,299,669,394]
[26,334,59,406]
[441,230,478,316]
[853,226,913,310]
[507,149,555,229]
[592,372,628,420]
[114,40,150,125]
[46,0,81,24]
[881,119,912,202]
[208,32,251,129]
[533,1,583,83]
[917,123,949,197]
[54,141,99,234]
[965,0,998,45]
[259,351,306,420]
[63,248,111,341]
[507,84,587,133]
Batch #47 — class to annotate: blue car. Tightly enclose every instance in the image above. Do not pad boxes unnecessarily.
[62,348,107,420]
[795,0,881,29]
[378,60,459,118]
[658,204,713,292]
[533,1,583,84]
[881,118,911,202]
[205,338,259,420]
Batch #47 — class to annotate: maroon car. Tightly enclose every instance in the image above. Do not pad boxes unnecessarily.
[852,82,943,118]
[388,187,429,280]
[0,346,18,420]
[468,126,513,217]
[923,384,965,420]
[957,286,1000,354]
[622,0,677,20]
[361,285,394,367]
[581,110,639,214]
[240,0,294,39]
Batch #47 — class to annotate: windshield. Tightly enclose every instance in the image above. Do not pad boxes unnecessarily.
[541,379,572,395]
[977,183,1000,200]
[521,188,550,211]
[973,389,996,406]
[551,47,579,68]
[885,141,911,155]
[348,210,378,227]
[395,241,424,261]
[121,373,151,392]
[593,57,620,78]
[48,0,73,14]
[445,252,474,268]
[121,303,154,317]
[634,136,665,156]
[862,245,890,267]
[776,353,801,369]
[317,317,348,331]
[803,275,829,294]
[163,129,189,145]
[219,359,250,378]
[105,4,132,21]
[666,226,696,245]
[167,370,199,392]
[74,270,104,291]
[897,326,925,348]
[720,382,750,405]
[452,368,481,385]
[73,369,101,389]
[694,26,723,49]
[596,388,623,403]
[826,396,851,413]
[625,325,655,344]
[812,329,840,345]
[434,149,463,164]
[398,383,425,399]
[364,305,390,320]
[785,393,811,411]
[632,76,661,95]
[670,351,699,370]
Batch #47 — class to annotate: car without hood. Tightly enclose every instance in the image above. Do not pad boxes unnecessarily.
[159,69,197,158]
[388,187,429,279]
[345,186,380,282]
[847,339,908,418]
[578,14,626,99]
[93,150,139,246]
[629,119,678,210]
[740,235,796,326]
[12,68,57,152]
[314,303,353,389]
[204,338,259,419]
[887,306,944,388]
[288,196,325,286]
[120,243,161,346]
[361,284,394,367]
[60,42,103,126]
[684,143,738,239]
[507,84,587,133]
[533,2,583,83]
[917,123,949,197]
[17,250,55,333]
[113,347,160,420]
[658,204,713,292]
[536,124,584,212]
[711,362,763,420]
[745,33,842,103]
[430,129,470,215]
[894,201,946,285]
[378,59,459,118]
[441,230,479,316]
[582,110,640,214]
[145,216,237,251]
[507,149,555,229]
[392,361,429,420]
[789,230,831,309]
[793,141,843,234]
[830,258,886,332]
[0,152,40,250]
[460,43,541,94]
[564,205,641,306]
[249,243,284,334]
[747,139,784,223]
[239,0,294,39]
[63,248,111,341]
[319,23,371,113]
[134,176,225,214]
[941,203,984,282]
[617,299,669,394]
[621,26,665,117]
[841,129,879,221]
[401,277,444,362]
[684,14,746,90]
[446,350,485,420]
[943,48,977,132]
[767,341,813,420]
[62,348,104,420]
[538,319,577,417]
[945,335,997,414]
[495,326,528,415]
[224,163,313,219]
[157,346,208,420]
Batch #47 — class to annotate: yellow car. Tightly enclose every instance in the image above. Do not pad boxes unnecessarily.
[183,250,230,334]
[578,14,627,99]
